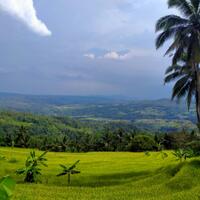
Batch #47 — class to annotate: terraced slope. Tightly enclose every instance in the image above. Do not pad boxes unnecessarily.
[0,148,200,200]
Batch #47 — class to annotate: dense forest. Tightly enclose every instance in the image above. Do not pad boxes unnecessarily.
[0,111,200,153]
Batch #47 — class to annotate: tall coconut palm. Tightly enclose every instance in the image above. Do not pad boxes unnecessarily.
[156,0,200,123]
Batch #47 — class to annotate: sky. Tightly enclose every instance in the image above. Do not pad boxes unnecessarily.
[0,0,176,99]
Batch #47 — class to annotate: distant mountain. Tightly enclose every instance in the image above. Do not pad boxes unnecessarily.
[0,92,196,132]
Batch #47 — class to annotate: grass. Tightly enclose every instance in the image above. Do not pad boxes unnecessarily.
[1,148,200,199]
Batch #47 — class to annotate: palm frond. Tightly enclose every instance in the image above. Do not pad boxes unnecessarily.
[68,160,80,171]
[57,172,67,177]
[191,0,200,12]
[187,79,195,110]
[165,64,182,74]
[171,75,190,99]
[59,164,67,169]
[156,27,178,49]
[156,15,188,32]
[38,151,48,159]
[172,46,185,64]
[164,71,183,83]
[71,170,80,174]
[164,27,189,56]
[176,80,191,99]
[168,0,193,16]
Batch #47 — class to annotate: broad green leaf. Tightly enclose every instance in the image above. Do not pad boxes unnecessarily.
[0,186,9,200]
[0,176,15,199]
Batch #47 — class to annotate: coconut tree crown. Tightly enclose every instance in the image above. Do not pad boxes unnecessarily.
[156,0,200,64]
[156,0,200,124]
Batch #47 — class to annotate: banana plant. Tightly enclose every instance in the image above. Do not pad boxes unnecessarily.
[57,160,80,184]
[173,149,194,162]
[0,176,15,200]
[16,151,48,183]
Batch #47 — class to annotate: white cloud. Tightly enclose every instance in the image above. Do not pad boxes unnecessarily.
[84,53,95,59]
[0,0,51,36]
[84,48,155,61]
[104,51,120,60]
[103,49,155,60]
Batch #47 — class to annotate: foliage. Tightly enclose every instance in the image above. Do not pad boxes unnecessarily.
[155,0,200,123]
[57,160,80,184]
[172,149,195,162]
[15,126,30,148]
[160,151,168,160]
[0,96,197,132]
[186,140,200,154]
[164,59,195,110]
[0,176,15,200]
[128,135,157,152]
[0,111,199,152]
[16,151,48,183]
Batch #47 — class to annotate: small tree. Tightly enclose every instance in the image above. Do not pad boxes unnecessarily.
[0,176,15,200]
[129,135,157,152]
[16,151,47,183]
[57,160,80,184]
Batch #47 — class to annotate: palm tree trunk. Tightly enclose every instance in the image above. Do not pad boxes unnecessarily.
[68,173,70,184]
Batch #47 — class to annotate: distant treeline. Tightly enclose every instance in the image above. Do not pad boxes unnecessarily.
[0,111,200,152]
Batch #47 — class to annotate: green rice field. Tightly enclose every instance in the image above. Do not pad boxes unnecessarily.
[1,148,200,200]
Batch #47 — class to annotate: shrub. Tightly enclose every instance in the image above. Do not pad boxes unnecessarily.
[186,140,200,154]
[128,135,157,152]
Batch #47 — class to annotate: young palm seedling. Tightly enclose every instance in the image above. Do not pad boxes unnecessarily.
[57,160,80,184]
[16,151,48,183]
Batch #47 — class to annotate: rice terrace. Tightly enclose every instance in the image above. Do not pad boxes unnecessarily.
[2,0,200,200]
[1,148,200,200]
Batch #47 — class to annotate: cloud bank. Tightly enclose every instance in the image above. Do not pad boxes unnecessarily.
[85,49,155,61]
[0,0,51,36]
[103,50,154,60]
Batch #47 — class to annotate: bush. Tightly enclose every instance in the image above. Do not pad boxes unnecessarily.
[128,135,157,152]
[186,140,200,154]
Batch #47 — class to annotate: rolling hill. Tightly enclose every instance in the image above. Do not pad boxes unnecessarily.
[0,92,196,132]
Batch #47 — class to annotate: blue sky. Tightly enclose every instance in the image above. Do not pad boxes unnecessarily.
[0,0,175,99]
